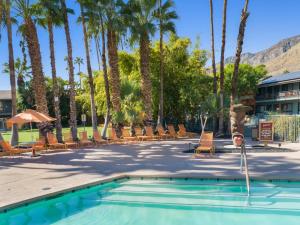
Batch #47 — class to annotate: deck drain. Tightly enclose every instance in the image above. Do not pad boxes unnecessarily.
[42,187,51,191]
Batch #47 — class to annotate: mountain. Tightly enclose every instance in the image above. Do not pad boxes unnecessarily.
[225,35,300,75]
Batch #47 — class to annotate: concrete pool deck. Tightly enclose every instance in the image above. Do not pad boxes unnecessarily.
[0,138,300,210]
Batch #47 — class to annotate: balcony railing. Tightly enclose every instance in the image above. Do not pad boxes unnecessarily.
[256,90,300,101]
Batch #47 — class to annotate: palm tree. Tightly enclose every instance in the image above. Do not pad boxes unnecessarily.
[230,0,249,133]
[104,0,121,114]
[74,56,84,88]
[15,0,49,115]
[156,0,177,126]
[209,0,217,132]
[34,0,63,142]
[218,0,227,136]
[123,0,158,120]
[99,6,111,138]
[3,0,18,145]
[78,0,98,132]
[60,0,77,140]
[209,0,217,98]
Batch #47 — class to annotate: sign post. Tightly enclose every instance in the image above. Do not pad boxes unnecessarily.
[81,114,86,131]
[259,121,274,146]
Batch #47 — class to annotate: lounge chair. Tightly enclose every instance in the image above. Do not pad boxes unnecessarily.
[79,131,93,147]
[145,126,160,141]
[157,125,171,140]
[47,133,66,149]
[121,128,137,143]
[0,140,33,156]
[93,129,108,145]
[135,127,147,141]
[194,132,215,155]
[108,128,123,144]
[63,132,79,148]
[178,124,197,138]
[167,125,177,139]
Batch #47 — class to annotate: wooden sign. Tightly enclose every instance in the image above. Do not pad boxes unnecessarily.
[259,121,273,142]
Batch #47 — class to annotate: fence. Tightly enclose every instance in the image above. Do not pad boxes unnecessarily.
[266,115,300,142]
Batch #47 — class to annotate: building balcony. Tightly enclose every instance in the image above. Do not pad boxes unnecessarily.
[256,90,300,102]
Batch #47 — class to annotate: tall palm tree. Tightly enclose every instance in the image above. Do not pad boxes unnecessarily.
[60,0,77,140]
[104,0,122,114]
[78,0,98,132]
[209,0,217,132]
[15,0,49,115]
[99,7,111,138]
[218,0,227,135]
[156,0,177,126]
[230,0,249,133]
[74,56,83,88]
[4,0,18,145]
[209,0,217,98]
[35,0,63,142]
[123,0,158,120]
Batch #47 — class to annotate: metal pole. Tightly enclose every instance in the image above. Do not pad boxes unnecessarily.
[30,121,33,142]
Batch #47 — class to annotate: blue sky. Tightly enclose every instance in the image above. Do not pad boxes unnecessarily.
[1,0,300,90]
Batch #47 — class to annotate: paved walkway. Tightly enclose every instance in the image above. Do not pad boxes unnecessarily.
[0,138,300,209]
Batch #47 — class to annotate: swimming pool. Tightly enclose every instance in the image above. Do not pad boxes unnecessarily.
[1,178,300,225]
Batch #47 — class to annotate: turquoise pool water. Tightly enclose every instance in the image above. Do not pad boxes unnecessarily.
[1,178,300,225]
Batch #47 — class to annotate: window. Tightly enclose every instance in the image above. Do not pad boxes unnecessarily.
[282,84,288,91]
[281,103,293,114]
[266,104,272,111]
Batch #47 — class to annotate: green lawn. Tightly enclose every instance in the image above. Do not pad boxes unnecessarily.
[1,126,98,143]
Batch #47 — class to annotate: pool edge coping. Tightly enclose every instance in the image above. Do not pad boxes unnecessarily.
[1,173,300,213]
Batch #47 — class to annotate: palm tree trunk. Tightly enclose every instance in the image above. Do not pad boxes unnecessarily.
[61,0,77,140]
[24,16,48,115]
[95,37,101,71]
[209,0,217,133]
[230,0,249,134]
[100,14,111,138]
[157,0,164,126]
[48,19,63,143]
[140,33,152,120]
[218,0,227,135]
[80,4,98,132]
[5,0,18,145]
[107,25,121,113]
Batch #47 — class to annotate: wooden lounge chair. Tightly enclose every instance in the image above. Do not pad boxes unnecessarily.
[93,129,108,145]
[63,132,79,148]
[79,131,93,147]
[108,128,123,144]
[135,127,147,141]
[47,133,66,149]
[167,125,177,139]
[145,126,160,141]
[178,124,197,138]
[157,125,171,140]
[121,128,137,143]
[0,140,33,156]
[194,132,215,155]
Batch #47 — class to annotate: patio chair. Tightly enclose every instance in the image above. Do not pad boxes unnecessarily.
[167,125,177,139]
[109,128,125,144]
[0,140,33,156]
[93,129,108,145]
[145,126,160,141]
[63,132,79,148]
[178,124,197,138]
[47,133,66,149]
[135,127,148,141]
[194,132,215,155]
[79,131,93,147]
[121,128,137,143]
[157,125,171,140]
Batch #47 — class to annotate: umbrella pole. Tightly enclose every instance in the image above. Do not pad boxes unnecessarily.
[30,121,33,142]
